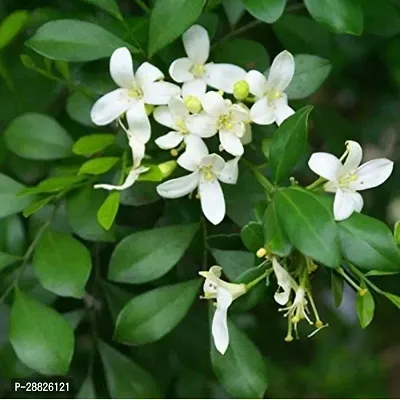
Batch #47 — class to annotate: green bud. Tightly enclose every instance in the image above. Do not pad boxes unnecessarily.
[233,80,250,100]
[145,104,154,116]
[20,54,35,69]
[184,95,202,114]
[394,220,400,245]
[158,160,177,178]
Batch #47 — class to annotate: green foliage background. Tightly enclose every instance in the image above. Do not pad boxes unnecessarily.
[0,0,400,398]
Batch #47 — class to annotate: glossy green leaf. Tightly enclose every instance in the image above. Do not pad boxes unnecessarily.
[382,292,400,309]
[211,319,268,398]
[331,270,344,307]
[0,10,29,50]
[27,20,133,62]
[97,191,120,230]
[66,92,96,128]
[363,0,400,37]
[4,113,73,160]
[394,220,400,245]
[33,231,92,298]
[222,0,246,26]
[241,222,264,253]
[243,0,286,23]
[78,157,119,175]
[212,249,254,280]
[19,176,84,195]
[303,0,363,35]
[99,342,162,398]
[23,197,54,218]
[269,106,313,184]
[10,290,74,375]
[338,213,400,271]
[356,287,375,329]
[275,188,341,267]
[73,134,115,156]
[0,252,21,271]
[109,223,198,284]
[138,164,164,182]
[286,55,331,100]
[115,279,201,345]
[3,215,26,256]
[148,0,206,56]
[83,0,122,20]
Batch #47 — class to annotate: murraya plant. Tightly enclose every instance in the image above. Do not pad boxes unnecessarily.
[0,0,400,398]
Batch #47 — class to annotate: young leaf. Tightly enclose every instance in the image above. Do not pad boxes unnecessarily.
[109,223,198,284]
[4,113,73,160]
[0,10,29,50]
[242,0,286,24]
[73,134,115,156]
[212,249,254,281]
[33,231,92,298]
[356,287,375,329]
[241,222,264,253]
[78,157,119,175]
[331,271,344,307]
[83,0,123,21]
[148,0,206,56]
[97,191,120,230]
[114,279,201,345]
[10,290,74,375]
[269,106,313,184]
[20,176,84,195]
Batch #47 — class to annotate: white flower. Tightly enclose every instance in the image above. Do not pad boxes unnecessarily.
[156,140,239,225]
[199,265,247,354]
[280,286,312,326]
[169,25,246,95]
[246,50,295,126]
[308,140,394,221]
[272,257,293,306]
[94,165,149,191]
[153,96,210,150]
[91,47,179,126]
[186,91,249,157]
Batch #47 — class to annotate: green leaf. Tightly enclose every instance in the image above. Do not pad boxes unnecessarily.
[19,176,84,195]
[33,231,92,298]
[10,290,74,375]
[0,174,36,218]
[148,0,206,56]
[83,0,123,20]
[263,200,292,257]
[394,220,400,245]
[0,10,29,50]
[109,223,198,284]
[275,188,341,267]
[286,55,331,100]
[241,222,264,253]
[77,376,96,399]
[73,134,115,156]
[3,215,26,256]
[0,252,21,272]
[4,113,73,160]
[99,342,162,398]
[115,279,201,345]
[211,319,268,398]
[212,249,254,280]
[303,0,363,35]
[223,0,246,26]
[213,39,270,71]
[331,270,344,307]
[23,197,54,218]
[27,20,133,62]
[356,287,375,329]
[338,213,400,272]
[137,164,164,182]
[364,270,399,277]
[382,292,400,309]
[97,191,120,230]
[269,106,313,184]
[243,0,285,23]
[363,0,400,37]
[78,157,119,175]
[66,93,96,128]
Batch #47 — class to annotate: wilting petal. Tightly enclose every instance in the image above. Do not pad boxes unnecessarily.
[219,130,244,157]
[110,47,134,89]
[94,166,147,191]
[169,58,194,83]
[206,63,247,93]
[267,50,295,92]
[169,96,188,119]
[217,157,239,184]
[250,98,275,125]
[126,101,151,143]
[308,152,342,181]
[182,79,207,99]
[272,257,292,306]
[274,94,295,126]
[156,171,200,198]
[143,81,180,105]
[350,159,394,191]
[245,70,268,98]
[202,91,228,117]
[153,106,175,129]
[333,188,360,221]
[91,88,134,126]
[183,25,210,65]
[341,140,363,175]
[212,287,233,355]
[199,176,225,225]
[186,113,218,138]
[200,154,225,175]
[155,131,183,149]
[128,135,146,168]
[135,61,164,87]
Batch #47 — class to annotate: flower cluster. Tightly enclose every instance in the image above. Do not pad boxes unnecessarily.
[90,24,296,225]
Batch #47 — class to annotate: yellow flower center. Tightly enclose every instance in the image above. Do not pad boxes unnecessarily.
[201,165,214,181]
[175,117,188,134]
[338,172,358,187]
[128,85,143,99]
[184,95,202,113]
[190,63,205,78]
[218,113,233,131]
[266,89,282,103]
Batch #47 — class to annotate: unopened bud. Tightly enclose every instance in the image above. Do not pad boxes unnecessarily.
[233,80,250,100]
[145,104,154,115]
[158,160,177,179]
[184,95,202,114]
[315,320,324,329]
[170,149,178,157]
[358,288,368,296]
[284,335,293,342]
[195,193,200,199]
[256,247,267,258]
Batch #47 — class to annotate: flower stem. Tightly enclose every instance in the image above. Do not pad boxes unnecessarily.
[335,266,363,294]
[242,159,275,196]
[212,20,262,48]
[306,176,325,190]
[245,268,272,291]
[348,264,384,295]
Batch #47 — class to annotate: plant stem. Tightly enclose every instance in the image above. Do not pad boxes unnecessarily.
[246,268,272,291]
[306,177,325,190]
[212,20,262,48]
[348,264,384,295]
[335,266,363,293]
[201,217,209,270]
[242,158,275,196]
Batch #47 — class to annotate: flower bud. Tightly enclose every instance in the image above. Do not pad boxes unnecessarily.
[184,95,202,114]
[170,149,178,157]
[256,247,267,258]
[145,104,154,115]
[233,80,250,100]
[158,160,177,178]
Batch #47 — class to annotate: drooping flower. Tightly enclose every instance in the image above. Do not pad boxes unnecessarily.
[246,50,295,126]
[308,140,394,221]
[272,257,293,306]
[91,47,179,126]
[169,25,246,95]
[199,265,247,354]
[94,165,149,191]
[186,91,249,157]
[156,140,239,225]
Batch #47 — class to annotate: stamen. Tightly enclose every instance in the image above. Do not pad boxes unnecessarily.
[190,63,205,78]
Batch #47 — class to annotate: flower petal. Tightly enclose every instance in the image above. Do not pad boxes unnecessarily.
[128,135,146,168]
[231,104,250,123]
[205,63,247,93]
[91,88,134,126]
[94,166,147,191]
[350,159,394,191]
[202,91,228,117]
[110,47,134,89]
[156,171,200,198]
[155,131,183,149]
[199,177,225,225]
[177,139,207,171]
[212,287,233,355]
[272,257,292,306]
[183,25,209,65]
[182,79,207,99]
[274,94,295,126]
[241,124,252,145]
[219,130,244,157]
[135,62,164,87]
[169,58,194,83]
[217,157,239,184]
[246,70,268,98]
[333,189,358,221]
[186,113,218,138]
[250,98,275,125]
[126,101,151,143]
[308,152,342,181]
[168,96,188,119]
[341,140,362,175]
[200,154,225,174]
[267,50,295,92]
[153,106,175,129]
[143,81,180,105]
